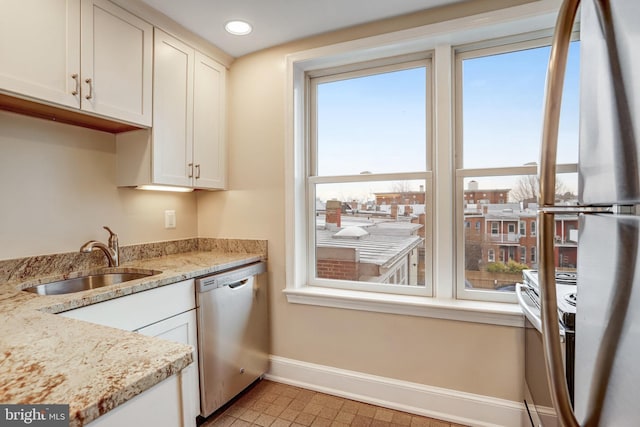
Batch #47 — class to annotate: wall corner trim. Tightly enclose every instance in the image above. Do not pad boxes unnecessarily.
[265,355,525,427]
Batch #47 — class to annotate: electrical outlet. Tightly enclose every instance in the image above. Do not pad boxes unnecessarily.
[164,210,176,229]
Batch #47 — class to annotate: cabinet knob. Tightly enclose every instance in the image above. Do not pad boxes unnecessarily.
[85,78,93,100]
[195,164,201,179]
[188,163,194,178]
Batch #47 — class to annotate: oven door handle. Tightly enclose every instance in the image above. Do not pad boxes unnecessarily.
[516,283,543,333]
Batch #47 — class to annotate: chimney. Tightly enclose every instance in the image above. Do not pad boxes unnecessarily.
[468,180,479,191]
[326,200,342,229]
[391,203,398,219]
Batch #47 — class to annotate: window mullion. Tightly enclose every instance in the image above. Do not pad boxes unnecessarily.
[433,44,455,300]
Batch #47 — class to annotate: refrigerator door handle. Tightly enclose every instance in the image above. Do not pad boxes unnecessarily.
[538,205,637,215]
[538,206,613,214]
[539,0,581,426]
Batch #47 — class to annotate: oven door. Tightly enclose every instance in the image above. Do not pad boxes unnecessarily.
[517,284,566,427]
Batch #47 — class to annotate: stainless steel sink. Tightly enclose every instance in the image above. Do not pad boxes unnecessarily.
[23,268,161,295]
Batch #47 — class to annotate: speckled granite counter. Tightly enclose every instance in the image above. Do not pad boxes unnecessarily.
[0,239,267,426]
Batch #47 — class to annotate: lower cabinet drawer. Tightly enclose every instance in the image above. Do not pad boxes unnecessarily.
[59,279,195,331]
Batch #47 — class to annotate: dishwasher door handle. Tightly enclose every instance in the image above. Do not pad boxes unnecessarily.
[228,279,249,289]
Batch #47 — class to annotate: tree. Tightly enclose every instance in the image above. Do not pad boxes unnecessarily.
[390,181,415,193]
[509,175,574,202]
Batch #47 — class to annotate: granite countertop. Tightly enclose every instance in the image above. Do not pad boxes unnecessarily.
[0,248,265,426]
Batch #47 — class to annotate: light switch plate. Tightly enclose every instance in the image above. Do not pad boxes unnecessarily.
[164,210,176,229]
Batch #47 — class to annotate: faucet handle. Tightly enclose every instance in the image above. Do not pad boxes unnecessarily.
[103,226,118,245]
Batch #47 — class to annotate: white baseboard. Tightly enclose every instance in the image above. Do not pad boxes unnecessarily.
[265,355,526,427]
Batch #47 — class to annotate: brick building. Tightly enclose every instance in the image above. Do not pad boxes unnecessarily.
[464,202,578,271]
[463,180,510,205]
[315,205,424,285]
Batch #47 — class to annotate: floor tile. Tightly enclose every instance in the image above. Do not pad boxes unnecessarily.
[199,380,465,427]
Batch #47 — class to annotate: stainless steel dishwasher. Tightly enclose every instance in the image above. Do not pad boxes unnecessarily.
[195,261,269,418]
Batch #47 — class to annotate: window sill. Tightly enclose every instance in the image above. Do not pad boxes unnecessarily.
[283,286,524,327]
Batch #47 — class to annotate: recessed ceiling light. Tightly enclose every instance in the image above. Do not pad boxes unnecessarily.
[225,20,252,36]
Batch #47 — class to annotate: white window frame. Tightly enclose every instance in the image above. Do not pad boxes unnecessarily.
[284,0,564,327]
[491,222,499,235]
[454,34,579,303]
[306,59,433,297]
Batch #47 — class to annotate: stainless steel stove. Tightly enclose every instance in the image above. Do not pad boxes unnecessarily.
[518,269,577,425]
[522,269,577,330]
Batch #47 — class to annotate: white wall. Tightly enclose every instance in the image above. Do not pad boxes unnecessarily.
[197,0,530,402]
[0,110,197,260]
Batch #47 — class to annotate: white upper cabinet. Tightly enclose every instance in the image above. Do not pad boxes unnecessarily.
[80,0,153,126]
[193,52,227,189]
[117,29,227,190]
[0,0,152,127]
[0,0,81,108]
[152,29,195,187]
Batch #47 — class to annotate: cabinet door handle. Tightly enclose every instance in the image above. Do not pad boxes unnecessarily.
[195,164,201,179]
[85,78,93,100]
[71,74,79,96]
[188,163,194,178]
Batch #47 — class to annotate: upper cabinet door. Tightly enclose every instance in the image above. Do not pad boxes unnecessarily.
[80,0,152,126]
[152,29,194,187]
[193,52,227,190]
[0,0,81,108]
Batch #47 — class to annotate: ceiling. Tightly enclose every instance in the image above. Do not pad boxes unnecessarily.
[139,0,463,58]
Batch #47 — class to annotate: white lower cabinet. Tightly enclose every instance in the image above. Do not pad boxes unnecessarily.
[87,374,183,427]
[136,310,200,427]
[60,280,199,426]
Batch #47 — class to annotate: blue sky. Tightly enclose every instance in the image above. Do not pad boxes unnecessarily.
[462,41,580,169]
[315,41,581,200]
[317,67,426,176]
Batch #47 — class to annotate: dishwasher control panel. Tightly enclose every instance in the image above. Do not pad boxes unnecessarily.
[196,262,266,291]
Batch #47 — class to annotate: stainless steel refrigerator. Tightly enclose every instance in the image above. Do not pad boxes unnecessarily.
[538,0,640,426]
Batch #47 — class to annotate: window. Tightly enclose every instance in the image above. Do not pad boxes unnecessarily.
[531,221,537,236]
[286,3,579,319]
[531,246,537,264]
[308,59,431,295]
[456,36,580,302]
[491,223,499,235]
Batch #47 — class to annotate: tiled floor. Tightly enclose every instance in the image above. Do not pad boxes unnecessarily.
[200,380,467,427]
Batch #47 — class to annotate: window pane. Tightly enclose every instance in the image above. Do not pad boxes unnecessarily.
[316,67,427,176]
[463,174,577,291]
[461,41,580,168]
[315,180,426,287]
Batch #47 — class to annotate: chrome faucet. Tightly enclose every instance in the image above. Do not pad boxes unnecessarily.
[80,226,119,267]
